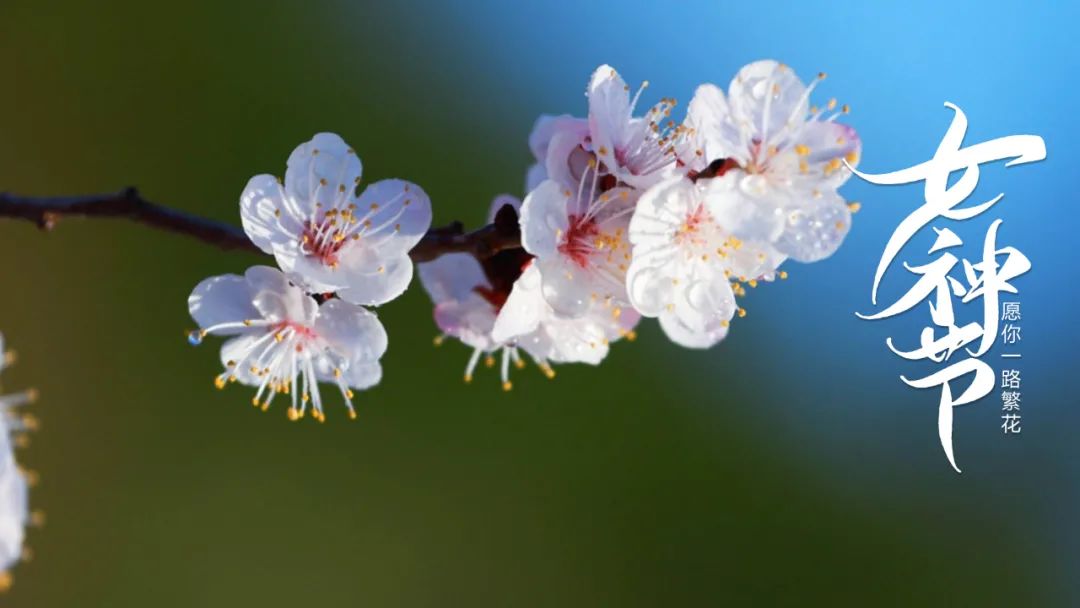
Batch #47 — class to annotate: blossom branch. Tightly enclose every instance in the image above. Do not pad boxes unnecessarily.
[0,188,522,262]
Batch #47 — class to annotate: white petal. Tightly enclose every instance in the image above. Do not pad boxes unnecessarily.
[418,252,488,305]
[219,334,263,385]
[773,121,861,189]
[188,273,259,333]
[0,464,28,570]
[538,256,592,318]
[433,297,498,350]
[625,259,671,317]
[353,179,433,259]
[659,275,735,349]
[314,299,388,364]
[685,83,747,168]
[491,263,545,343]
[529,114,588,162]
[775,190,852,262]
[703,172,785,243]
[628,176,694,247]
[344,362,382,390]
[239,174,298,254]
[525,163,547,193]
[246,266,317,323]
[520,180,570,257]
[728,60,808,143]
[335,255,414,306]
[587,65,631,158]
[283,133,362,214]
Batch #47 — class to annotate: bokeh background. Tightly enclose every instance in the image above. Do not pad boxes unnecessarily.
[1,1,1077,605]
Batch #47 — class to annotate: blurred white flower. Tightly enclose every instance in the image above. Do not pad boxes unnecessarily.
[0,334,34,591]
[187,266,387,422]
[239,133,432,305]
[683,60,859,262]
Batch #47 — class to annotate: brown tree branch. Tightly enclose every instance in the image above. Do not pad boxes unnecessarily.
[0,188,522,263]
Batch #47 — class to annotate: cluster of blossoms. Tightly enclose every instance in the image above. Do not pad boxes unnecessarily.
[188,133,430,422]
[419,60,860,385]
[0,334,36,591]
[188,59,860,416]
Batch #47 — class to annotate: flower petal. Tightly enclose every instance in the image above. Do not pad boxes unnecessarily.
[685,83,747,168]
[335,254,414,306]
[775,190,852,263]
[283,133,363,215]
[520,180,570,257]
[315,299,388,364]
[353,179,432,259]
[728,60,808,143]
[491,262,545,343]
[239,174,299,254]
[418,252,488,305]
[587,65,631,158]
[246,266,317,323]
[188,273,259,333]
[538,256,592,318]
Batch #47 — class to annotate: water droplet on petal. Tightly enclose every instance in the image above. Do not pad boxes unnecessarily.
[187,330,203,346]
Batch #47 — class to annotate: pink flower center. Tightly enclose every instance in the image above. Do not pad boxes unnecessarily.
[559,214,602,268]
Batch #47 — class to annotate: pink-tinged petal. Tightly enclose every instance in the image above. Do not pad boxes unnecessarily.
[335,254,413,306]
[528,114,588,162]
[240,174,299,254]
[775,190,852,263]
[538,256,592,318]
[418,252,488,305]
[491,263,545,343]
[433,296,497,350]
[188,273,259,332]
[314,299,388,363]
[277,247,346,294]
[525,163,547,193]
[520,180,570,257]
[487,194,522,224]
[543,128,590,192]
[587,65,631,159]
[684,83,748,168]
[245,265,317,323]
[354,179,433,259]
[283,133,363,214]
[728,60,808,143]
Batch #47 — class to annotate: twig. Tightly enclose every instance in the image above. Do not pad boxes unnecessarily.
[0,188,522,263]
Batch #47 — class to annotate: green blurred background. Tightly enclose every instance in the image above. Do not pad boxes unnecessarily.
[0,1,1072,606]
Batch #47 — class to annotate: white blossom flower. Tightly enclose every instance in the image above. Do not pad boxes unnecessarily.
[537,65,687,193]
[683,60,860,262]
[187,266,387,422]
[520,167,638,318]
[418,196,534,389]
[0,335,34,591]
[239,132,432,305]
[492,262,640,367]
[626,176,752,348]
[420,196,639,388]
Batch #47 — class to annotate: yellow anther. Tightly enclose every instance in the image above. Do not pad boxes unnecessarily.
[502,381,513,392]
[737,308,747,318]
[794,144,810,156]
[348,409,358,420]
[433,335,445,346]
[779,270,789,280]
[847,202,861,213]
[464,374,473,384]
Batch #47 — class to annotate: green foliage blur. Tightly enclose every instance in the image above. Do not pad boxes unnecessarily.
[0,1,1060,606]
